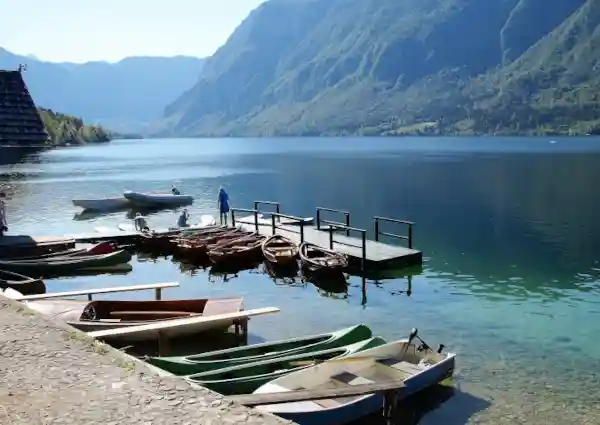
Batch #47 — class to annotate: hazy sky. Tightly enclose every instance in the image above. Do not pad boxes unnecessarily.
[1,0,266,63]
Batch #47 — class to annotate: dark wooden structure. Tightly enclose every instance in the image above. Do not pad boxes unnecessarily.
[0,68,49,147]
[231,201,422,273]
[0,235,76,258]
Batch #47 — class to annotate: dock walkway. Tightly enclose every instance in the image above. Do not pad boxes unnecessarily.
[232,201,422,271]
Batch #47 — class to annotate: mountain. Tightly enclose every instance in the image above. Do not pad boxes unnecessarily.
[163,0,599,136]
[0,48,204,133]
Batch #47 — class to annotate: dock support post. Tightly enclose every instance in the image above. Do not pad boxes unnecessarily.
[300,221,305,243]
[276,203,280,222]
[271,214,276,235]
[155,288,162,300]
[408,224,413,249]
[316,209,321,230]
[88,294,93,301]
[253,210,259,233]
[345,213,350,236]
[329,227,334,249]
[157,331,169,356]
[375,218,380,242]
[361,232,366,273]
[231,210,236,227]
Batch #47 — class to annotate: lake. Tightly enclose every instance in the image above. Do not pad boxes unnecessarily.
[1,137,600,424]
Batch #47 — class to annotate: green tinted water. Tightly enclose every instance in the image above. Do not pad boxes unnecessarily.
[1,137,599,424]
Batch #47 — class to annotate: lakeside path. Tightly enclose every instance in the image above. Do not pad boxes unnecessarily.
[0,295,292,425]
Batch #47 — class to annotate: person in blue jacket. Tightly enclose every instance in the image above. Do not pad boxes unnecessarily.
[217,186,230,225]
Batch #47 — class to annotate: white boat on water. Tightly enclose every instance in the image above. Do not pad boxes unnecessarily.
[123,191,194,207]
[253,331,455,425]
[72,197,131,211]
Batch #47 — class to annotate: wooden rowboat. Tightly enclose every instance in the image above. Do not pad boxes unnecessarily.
[253,334,455,425]
[262,235,298,267]
[0,269,45,295]
[299,242,348,277]
[24,297,243,341]
[186,337,387,396]
[10,242,114,260]
[149,324,373,375]
[209,234,266,267]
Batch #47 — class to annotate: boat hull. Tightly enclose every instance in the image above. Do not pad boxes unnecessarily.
[149,324,373,375]
[72,198,131,211]
[124,191,194,207]
[0,249,132,273]
[0,269,45,295]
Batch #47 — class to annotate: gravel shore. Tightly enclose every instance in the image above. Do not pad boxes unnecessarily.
[0,295,292,425]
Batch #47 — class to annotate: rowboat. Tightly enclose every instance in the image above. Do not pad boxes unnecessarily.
[124,191,194,207]
[253,332,456,425]
[186,337,387,396]
[262,235,298,267]
[12,242,114,260]
[72,197,131,211]
[209,234,266,267]
[0,269,45,295]
[299,242,348,277]
[177,229,253,258]
[149,324,373,375]
[24,297,243,339]
[0,249,132,273]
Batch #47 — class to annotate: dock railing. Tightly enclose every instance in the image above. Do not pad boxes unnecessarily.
[253,200,281,222]
[268,212,306,242]
[374,216,414,249]
[326,223,368,272]
[316,207,351,236]
[230,207,260,233]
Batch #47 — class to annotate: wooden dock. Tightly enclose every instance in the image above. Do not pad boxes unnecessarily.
[0,235,75,258]
[232,203,422,272]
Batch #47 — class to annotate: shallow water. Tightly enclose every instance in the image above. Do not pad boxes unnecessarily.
[2,137,600,424]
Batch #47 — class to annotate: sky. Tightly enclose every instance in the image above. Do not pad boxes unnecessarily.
[0,0,266,63]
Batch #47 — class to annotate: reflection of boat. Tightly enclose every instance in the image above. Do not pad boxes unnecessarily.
[0,269,45,295]
[124,191,194,207]
[25,297,243,338]
[72,197,131,211]
[308,272,348,294]
[299,242,348,278]
[254,333,455,425]
[149,324,373,375]
[186,337,386,395]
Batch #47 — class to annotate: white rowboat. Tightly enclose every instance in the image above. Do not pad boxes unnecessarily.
[253,338,456,425]
[72,197,131,211]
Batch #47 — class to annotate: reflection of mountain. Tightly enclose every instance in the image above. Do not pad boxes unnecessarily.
[215,144,600,299]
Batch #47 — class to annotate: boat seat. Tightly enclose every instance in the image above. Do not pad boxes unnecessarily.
[377,359,423,376]
[108,311,199,320]
[308,372,376,408]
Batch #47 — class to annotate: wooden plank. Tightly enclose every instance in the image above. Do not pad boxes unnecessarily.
[87,306,280,339]
[13,282,180,301]
[235,215,421,264]
[226,381,406,406]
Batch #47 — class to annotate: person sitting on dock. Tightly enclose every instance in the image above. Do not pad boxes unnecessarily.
[171,185,181,195]
[134,212,150,232]
[0,192,6,236]
[218,186,230,226]
[177,208,190,228]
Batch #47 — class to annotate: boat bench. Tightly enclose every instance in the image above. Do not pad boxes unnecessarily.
[377,358,423,375]
[298,372,376,408]
[108,311,200,320]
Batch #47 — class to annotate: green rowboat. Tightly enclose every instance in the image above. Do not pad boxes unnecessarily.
[186,336,387,395]
[0,250,132,274]
[149,324,372,375]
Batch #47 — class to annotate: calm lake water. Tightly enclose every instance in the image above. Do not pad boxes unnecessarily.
[2,137,600,424]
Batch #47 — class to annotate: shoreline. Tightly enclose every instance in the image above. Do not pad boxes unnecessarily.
[0,294,292,425]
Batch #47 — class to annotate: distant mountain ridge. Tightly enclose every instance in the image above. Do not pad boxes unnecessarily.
[162,0,600,136]
[0,48,204,134]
